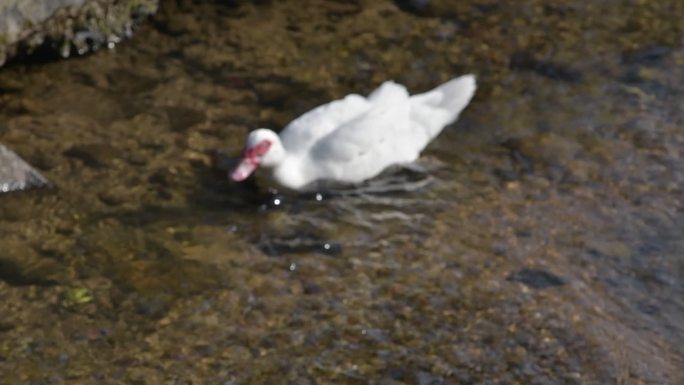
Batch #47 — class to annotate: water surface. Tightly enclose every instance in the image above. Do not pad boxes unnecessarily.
[0,1,682,383]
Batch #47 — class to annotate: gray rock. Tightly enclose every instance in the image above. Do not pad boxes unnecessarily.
[0,0,159,66]
[0,143,51,193]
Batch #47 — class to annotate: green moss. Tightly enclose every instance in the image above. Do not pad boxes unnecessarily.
[62,287,94,307]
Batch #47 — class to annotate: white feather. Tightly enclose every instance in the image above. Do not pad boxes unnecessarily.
[233,74,477,191]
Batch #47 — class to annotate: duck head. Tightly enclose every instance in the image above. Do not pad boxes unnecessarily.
[230,129,285,182]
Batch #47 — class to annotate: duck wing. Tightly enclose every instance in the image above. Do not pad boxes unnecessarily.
[279,93,370,154]
[308,82,421,183]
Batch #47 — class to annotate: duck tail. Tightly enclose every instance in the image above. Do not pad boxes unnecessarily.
[410,74,477,139]
[429,74,477,119]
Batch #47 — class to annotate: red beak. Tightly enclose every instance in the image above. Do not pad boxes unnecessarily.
[230,157,259,182]
[230,139,272,182]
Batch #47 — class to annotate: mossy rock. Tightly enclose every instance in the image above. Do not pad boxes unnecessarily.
[0,0,159,66]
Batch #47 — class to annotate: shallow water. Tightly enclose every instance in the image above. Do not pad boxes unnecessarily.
[0,0,683,383]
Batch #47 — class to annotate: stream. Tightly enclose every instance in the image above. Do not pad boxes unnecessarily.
[0,1,682,383]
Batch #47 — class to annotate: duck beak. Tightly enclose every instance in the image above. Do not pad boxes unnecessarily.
[230,157,259,182]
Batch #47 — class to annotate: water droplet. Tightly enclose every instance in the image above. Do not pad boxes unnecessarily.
[273,198,281,206]
[289,263,296,271]
[320,242,342,256]
[315,193,323,201]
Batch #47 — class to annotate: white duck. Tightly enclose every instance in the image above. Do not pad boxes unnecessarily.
[231,74,476,191]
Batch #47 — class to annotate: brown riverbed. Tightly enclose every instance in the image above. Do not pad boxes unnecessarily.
[0,0,682,384]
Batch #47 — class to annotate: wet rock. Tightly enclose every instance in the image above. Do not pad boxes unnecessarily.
[148,167,176,187]
[379,377,405,385]
[510,51,582,83]
[0,143,51,193]
[98,189,130,206]
[156,13,201,37]
[395,0,431,13]
[587,240,632,259]
[499,133,584,183]
[0,238,63,286]
[0,258,58,286]
[0,0,159,66]
[622,46,670,65]
[164,106,206,132]
[301,281,323,295]
[507,269,566,289]
[63,143,117,168]
[415,371,444,385]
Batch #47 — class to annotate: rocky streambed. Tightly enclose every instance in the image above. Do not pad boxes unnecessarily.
[0,1,682,384]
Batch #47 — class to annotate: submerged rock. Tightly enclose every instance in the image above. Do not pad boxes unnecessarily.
[0,143,51,193]
[509,51,583,83]
[395,0,431,13]
[507,269,566,289]
[0,0,159,66]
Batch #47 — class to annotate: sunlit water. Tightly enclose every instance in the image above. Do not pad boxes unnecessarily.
[0,1,682,383]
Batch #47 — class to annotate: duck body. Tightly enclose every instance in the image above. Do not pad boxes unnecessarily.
[231,74,476,191]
